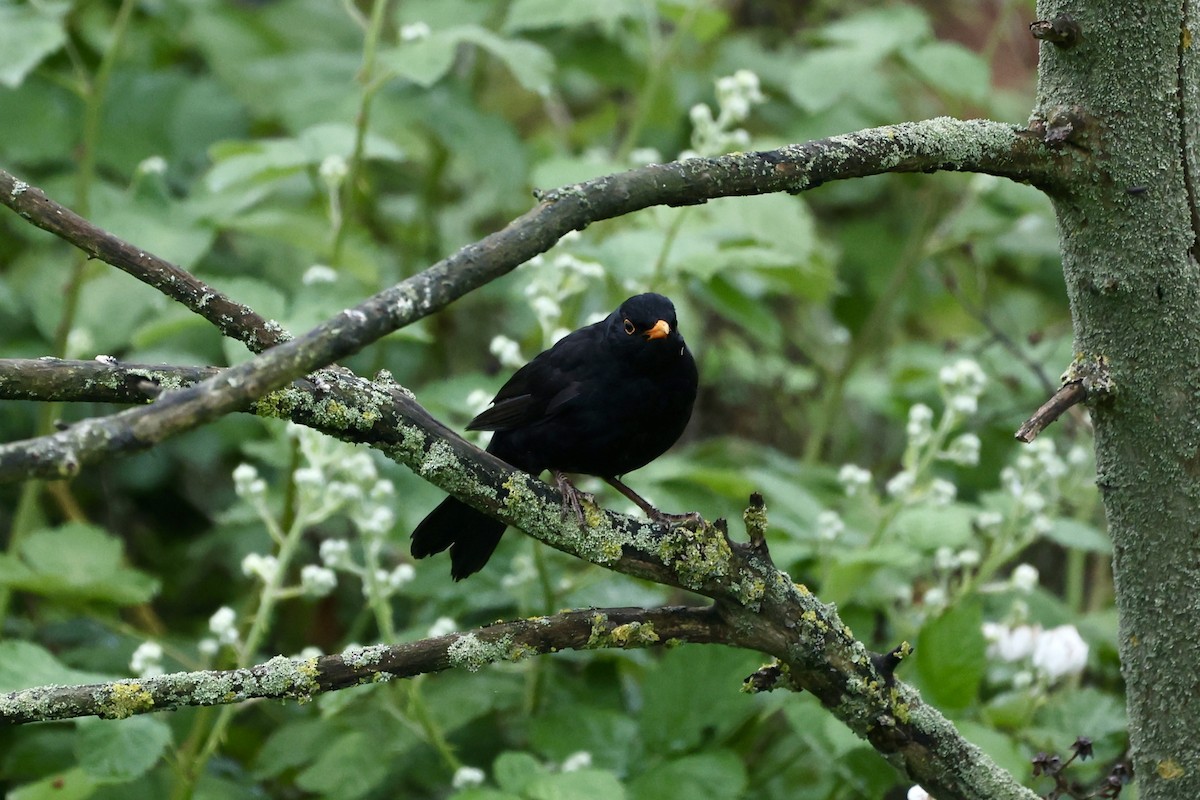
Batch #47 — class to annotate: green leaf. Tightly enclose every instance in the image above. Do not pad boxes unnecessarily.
[0,4,67,88]
[529,709,639,774]
[787,45,884,114]
[953,721,1030,782]
[892,504,978,552]
[8,768,98,800]
[77,717,172,783]
[0,524,159,605]
[455,27,554,96]
[640,645,760,754]
[295,731,390,799]
[916,599,986,710]
[382,32,459,88]
[503,0,640,32]
[493,751,546,795]
[254,719,335,778]
[1043,519,1112,554]
[206,123,403,192]
[525,769,626,800]
[628,751,746,800]
[902,41,991,103]
[820,5,931,52]
[384,26,554,95]
[0,641,112,693]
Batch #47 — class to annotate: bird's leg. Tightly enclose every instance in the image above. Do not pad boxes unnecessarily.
[553,470,596,527]
[604,477,703,527]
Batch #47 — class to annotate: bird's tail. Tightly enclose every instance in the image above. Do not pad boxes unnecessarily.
[410,497,507,581]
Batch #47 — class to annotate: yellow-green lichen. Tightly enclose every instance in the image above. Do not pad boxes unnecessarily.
[586,612,611,647]
[656,521,733,590]
[447,633,514,672]
[609,621,660,647]
[100,682,155,719]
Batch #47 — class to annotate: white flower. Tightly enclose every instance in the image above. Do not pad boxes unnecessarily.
[906,403,934,445]
[561,751,592,772]
[1019,490,1047,514]
[907,787,932,800]
[370,479,395,500]
[451,766,485,789]
[293,466,324,487]
[689,103,714,127]
[318,154,348,184]
[428,616,458,637]
[929,478,957,506]
[320,539,353,569]
[838,464,873,496]
[130,641,164,678]
[328,481,364,505]
[1032,514,1054,536]
[490,335,524,369]
[948,393,978,417]
[242,553,279,583]
[940,358,986,396]
[209,606,240,645]
[302,264,338,285]
[956,549,980,568]
[942,433,981,466]
[355,504,396,537]
[982,622,1038,663]
[198,638,219,657]
[975,510,1004,533]
[297,646,323,660]
[137,155,167,175]
[387,563,416,589]
[233,463,266,500]
[886,470,916,499]
[923,587,947,609]
[1011,564,1039,593]
[816,510,844,541]
[301,565,338,597]
[934,547,957,571]
[1032,625,1089,681]
[400,21,432,41]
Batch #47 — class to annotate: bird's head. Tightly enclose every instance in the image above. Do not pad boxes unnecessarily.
[607,293,687,364]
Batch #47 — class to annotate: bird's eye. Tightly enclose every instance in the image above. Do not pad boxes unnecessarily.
[623,318,636,335]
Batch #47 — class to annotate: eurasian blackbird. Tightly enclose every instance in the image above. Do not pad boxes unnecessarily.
[411,292,698,579]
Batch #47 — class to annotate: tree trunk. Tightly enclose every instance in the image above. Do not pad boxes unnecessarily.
[1037,2,1200,796]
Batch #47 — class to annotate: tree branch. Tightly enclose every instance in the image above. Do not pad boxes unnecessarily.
[0,118,1068,485]
[0,606,727,725]
[0,357,1034,798]
[0,170,287,353]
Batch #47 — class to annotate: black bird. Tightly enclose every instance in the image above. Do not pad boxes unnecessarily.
[411,292,699,580]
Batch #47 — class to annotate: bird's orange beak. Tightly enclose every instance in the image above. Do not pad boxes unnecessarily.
[645,319,671,340]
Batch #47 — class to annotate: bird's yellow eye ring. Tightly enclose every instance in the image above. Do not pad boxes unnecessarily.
[623,318,636,335]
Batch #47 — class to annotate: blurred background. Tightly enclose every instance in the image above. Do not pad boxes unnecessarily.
[0,1,1121,798]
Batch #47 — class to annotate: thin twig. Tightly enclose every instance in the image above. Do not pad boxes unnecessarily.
[0,606,727,724]
[1015,381,1087,442]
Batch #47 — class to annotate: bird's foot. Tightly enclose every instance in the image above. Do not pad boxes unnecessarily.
[553,471,596,527]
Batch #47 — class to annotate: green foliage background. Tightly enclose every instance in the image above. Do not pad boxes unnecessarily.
[0,0,1123,798]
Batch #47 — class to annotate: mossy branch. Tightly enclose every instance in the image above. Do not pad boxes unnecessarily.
[0,606,727,725]
[0,358,1036,800]
[0,118,1069,484]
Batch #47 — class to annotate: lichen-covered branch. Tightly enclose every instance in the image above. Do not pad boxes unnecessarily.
[0,606,727,725]
[0,169,287,354]
[0,118,1069,485]
[0,358,1036,799]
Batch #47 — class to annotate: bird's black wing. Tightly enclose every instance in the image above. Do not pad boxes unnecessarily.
[466,324,598,432]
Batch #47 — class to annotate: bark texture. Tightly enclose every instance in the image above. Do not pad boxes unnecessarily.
[1034,2,1200,797]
